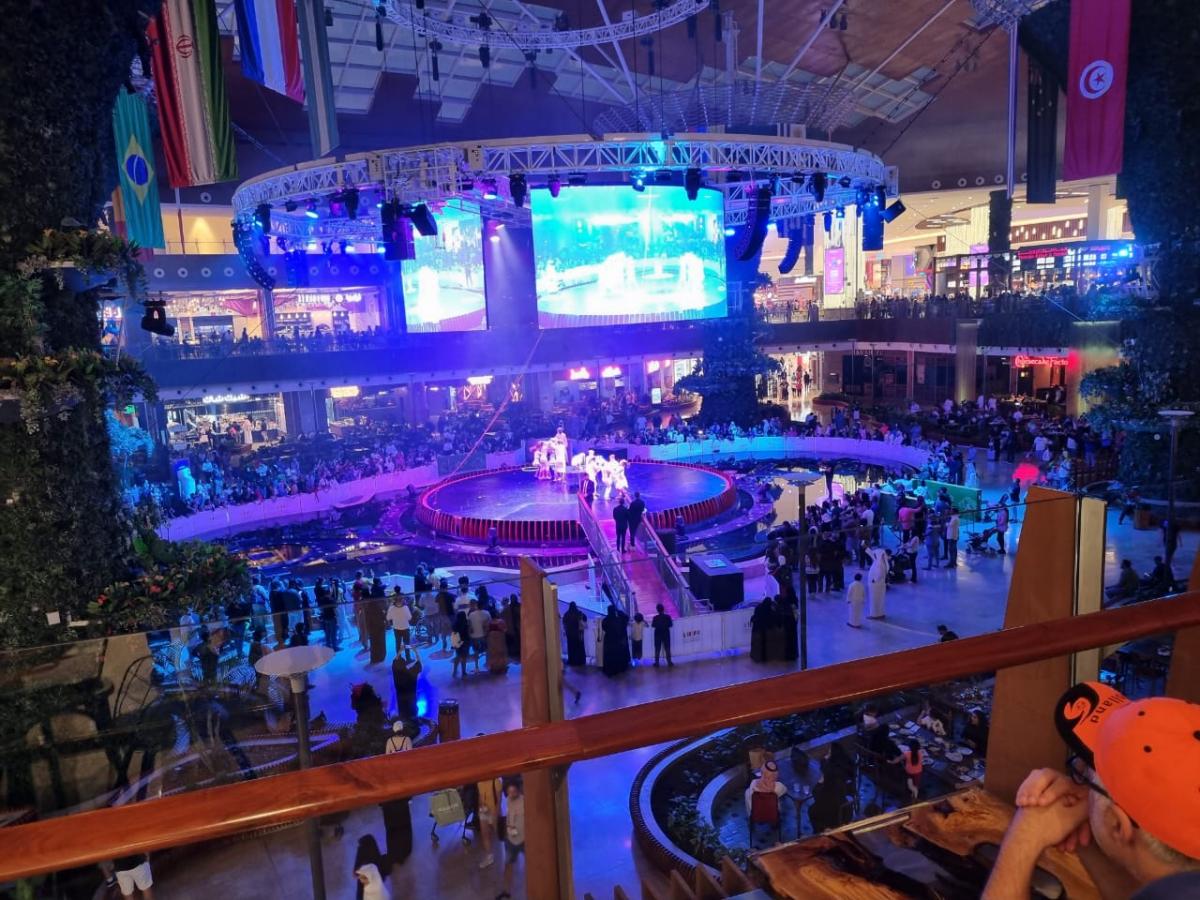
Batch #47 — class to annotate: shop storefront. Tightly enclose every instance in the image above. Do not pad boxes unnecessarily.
[1010,240,1135,292]
[159,291,263,343]
[271,287,384,338]
[164,392,284,449]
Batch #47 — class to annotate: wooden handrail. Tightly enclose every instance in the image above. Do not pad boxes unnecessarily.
[1,593,1197,881]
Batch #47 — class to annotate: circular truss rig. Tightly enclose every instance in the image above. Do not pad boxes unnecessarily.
[384,0,709,51]
[591,81,862,137]
[231,133,897,247]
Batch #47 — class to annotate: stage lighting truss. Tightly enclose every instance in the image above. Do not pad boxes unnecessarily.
[383,0,708,51]
[231,133,897,245]
[968,0,1052,28]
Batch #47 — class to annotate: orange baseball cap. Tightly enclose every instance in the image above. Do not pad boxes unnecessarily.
[1055,681,1200,859]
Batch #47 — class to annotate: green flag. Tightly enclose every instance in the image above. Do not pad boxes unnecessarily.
[112,91,166,249]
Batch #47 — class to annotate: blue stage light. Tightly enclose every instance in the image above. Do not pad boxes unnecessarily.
[724,226,736,236]
[304,199,319,219]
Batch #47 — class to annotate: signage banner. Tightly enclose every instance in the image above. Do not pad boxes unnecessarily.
[823,247,845,295]
[1063,0,1131,180]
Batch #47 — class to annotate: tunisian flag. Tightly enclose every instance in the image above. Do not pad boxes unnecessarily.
[1063,0,1132,181]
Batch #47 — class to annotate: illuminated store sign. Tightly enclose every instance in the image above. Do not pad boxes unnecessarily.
[600,365,622,378]
[329,385,361,398]
[568,367,591,381]
[201,393,251,404]
[1014,354,1068,368]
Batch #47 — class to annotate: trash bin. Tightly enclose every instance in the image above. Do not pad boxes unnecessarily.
[438,698,460,743]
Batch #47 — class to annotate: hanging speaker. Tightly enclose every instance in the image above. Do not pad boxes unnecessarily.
[861,202,884,252]
[734,186,772,262]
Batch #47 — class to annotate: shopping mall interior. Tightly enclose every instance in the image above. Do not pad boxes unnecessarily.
[2,0,1199,898]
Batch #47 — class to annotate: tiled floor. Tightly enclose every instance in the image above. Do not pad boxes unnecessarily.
[154,456,1192,899]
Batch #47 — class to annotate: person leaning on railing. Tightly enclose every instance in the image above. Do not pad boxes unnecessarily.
[982,682,1200,899]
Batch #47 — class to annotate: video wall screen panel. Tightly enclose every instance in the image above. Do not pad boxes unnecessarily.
[531,185,727,328]
[400,204,486,332]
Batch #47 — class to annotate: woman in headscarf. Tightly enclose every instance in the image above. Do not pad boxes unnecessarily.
[600,604,628,676]
[562,602,587,667]
[353,836,389,900]
[749,597,775,663]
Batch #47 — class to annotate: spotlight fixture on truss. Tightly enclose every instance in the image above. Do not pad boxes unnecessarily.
[509,173,528,208]
[547,174,561,198]
[140,297,175,337]
[253,203,271,232]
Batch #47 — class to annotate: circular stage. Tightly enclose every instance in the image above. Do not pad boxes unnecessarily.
[416,462,738,545]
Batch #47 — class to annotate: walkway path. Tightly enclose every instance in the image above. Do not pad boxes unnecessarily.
[596,515,680,619]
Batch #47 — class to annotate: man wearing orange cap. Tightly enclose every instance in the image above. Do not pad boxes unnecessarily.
[983,681,1200,898]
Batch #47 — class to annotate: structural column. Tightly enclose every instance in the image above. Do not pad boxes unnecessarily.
[953,320,981,403]
[519,558,573,900]
[282,389,328,437]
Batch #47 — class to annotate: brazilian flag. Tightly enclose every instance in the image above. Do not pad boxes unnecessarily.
[112,91,166,249]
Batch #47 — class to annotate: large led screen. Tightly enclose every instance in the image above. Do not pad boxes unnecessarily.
[531,185,727,328]
[400,204,486,332]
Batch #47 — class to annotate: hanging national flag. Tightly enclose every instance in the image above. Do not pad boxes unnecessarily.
[296,0,340,157]
[1063,0,1131,181]
[112,91,166,249]
[233,0,305,102]
[148,0,238,187]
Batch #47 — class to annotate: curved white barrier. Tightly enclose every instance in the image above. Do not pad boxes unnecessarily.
[614,436,930,470]
[156,438,926,543]
[157,448,526,542]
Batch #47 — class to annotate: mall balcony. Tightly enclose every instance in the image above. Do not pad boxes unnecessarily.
[0,493,1196,899]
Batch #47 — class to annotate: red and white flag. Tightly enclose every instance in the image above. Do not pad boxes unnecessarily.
[1063,0,1132,181]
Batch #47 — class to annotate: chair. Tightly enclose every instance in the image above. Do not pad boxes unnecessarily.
[748,789,782,847]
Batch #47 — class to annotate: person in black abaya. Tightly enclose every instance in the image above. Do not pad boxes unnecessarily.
[380,796,413,868]
[749,597,775,663]
[391,647,421,721]
[600,605,628,676]
[562,602,587,667]
[353,835,389,899]
[364,589,388,665]
[779,595,799,661]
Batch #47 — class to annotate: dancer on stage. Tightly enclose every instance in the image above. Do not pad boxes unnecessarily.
[602,454,629,501]
[533,442,551,480]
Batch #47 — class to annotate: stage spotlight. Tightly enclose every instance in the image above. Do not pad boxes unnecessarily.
[406,203,438,237]
[810,172,827,202]
[481,178,499,200]
[380,200,416,260]
[342,187,360,219]
[836,206,845,219]
[881,200,907,223]
[567,172,587,187]
[139,298,175,337]
[276,236,289,252]
[684,167,702,201]
[547,174,561,198]
[305,199,319,219]
[838,176,853,188]
[284,199,298,212]
[631,173,646,192]
[253,203,271,232]
[509,173,528,208]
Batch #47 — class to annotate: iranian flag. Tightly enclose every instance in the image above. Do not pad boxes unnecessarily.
[149,0,238,187]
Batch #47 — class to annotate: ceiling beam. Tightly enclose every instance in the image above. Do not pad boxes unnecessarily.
[506,0,633,105]
[847,0,959,91]
[594,0,639,98]
[778,0,846,83]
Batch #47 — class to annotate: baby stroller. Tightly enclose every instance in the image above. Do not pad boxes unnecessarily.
[428,786,471,846]
[966,530,998,556]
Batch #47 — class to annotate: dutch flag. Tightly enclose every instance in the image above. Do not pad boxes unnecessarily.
[234,0,306,102]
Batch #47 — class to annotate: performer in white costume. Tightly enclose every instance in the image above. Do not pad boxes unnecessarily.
[866,545,889,619]
[533,443,551,480]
